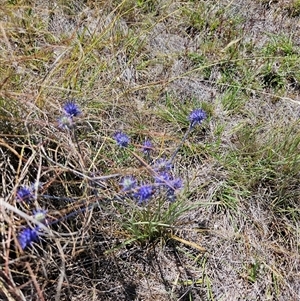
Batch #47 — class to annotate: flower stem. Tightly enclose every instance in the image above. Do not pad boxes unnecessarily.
[169,124,193,162]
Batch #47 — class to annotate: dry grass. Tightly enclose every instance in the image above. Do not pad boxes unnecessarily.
[1,0,300,300]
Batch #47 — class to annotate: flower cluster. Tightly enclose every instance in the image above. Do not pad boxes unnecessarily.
[120,176,137,191]
[114,108,207,204]
[118,159,182,204]
[63,101,81,117]
[15,106,207,251]
[153,158,172,172]
[153,160,183,201]
[33,209,47,222]
[120,176,153,203]
[16,182,44,203]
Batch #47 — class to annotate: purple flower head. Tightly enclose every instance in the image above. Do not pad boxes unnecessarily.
[153,158,172,172]
[141,139,153,155]
[134,184,153,203]
[33,209,47,223]
[154,171,172,185]
[18,227,39,250]
[63,101,81,117]
[169,178,183,190]
[166,178,183,202]
[58,115,74,129]
[189,109,207,127]
[114,131,130,147]
[120,176,137,192]
[16,186,33,203]
[155,172,182,191]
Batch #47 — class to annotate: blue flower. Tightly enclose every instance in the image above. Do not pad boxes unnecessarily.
[141,139,153,155]
[120,176,136,191]
[134,184,153,203]
[154,171,172,185]
[153,158,172,172]
[63,101,81,117]
[114,131,130,147]
[155,173,182,191]
[18,227,39,250]
[189,109,207,127]
[154,172,182,201]
[169,178,183,190]
[16,186,32,202]
[166,178,183,202]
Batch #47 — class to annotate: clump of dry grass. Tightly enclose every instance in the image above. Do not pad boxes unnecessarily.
[1,0,300,300]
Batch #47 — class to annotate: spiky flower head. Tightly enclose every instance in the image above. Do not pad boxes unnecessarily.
[16,186,32,202]
[153,158,172,172]
[154,171,172,185]
[170,178,183,190]
[33,209,47,223]
[154,171,182,201]
[120,176,137,191]
[63,101,81,117]
[155,172,182,190]
[166,178,183,202]
[141,139,153,155]
[189,108,207,127]
[58,115,74,129]
[114,131,130,148]
[18,227,39,250]
[134,184,153,203]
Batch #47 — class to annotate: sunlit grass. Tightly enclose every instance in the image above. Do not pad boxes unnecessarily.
[1,0,300,300]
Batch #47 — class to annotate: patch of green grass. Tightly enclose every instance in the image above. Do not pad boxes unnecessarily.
[213,180,246,210]
[217,121,300,213]
[109,185,212,252]
[112,0,162,22]
[157,94,213,127]
[242,259,261,283]
[187,52,214,80]
[221,86,247,113]
[181,2,207,33]
[285,0,300,17]
[258,34,300,92]
[262,34,296,57]
[117,197,182,245]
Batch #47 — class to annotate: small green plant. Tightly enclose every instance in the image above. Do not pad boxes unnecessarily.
[221,86,246,113]
[242,259,261,283]
[117,196,190,245]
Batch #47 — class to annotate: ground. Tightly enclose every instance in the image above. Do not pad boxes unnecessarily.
[0,0,300,300]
